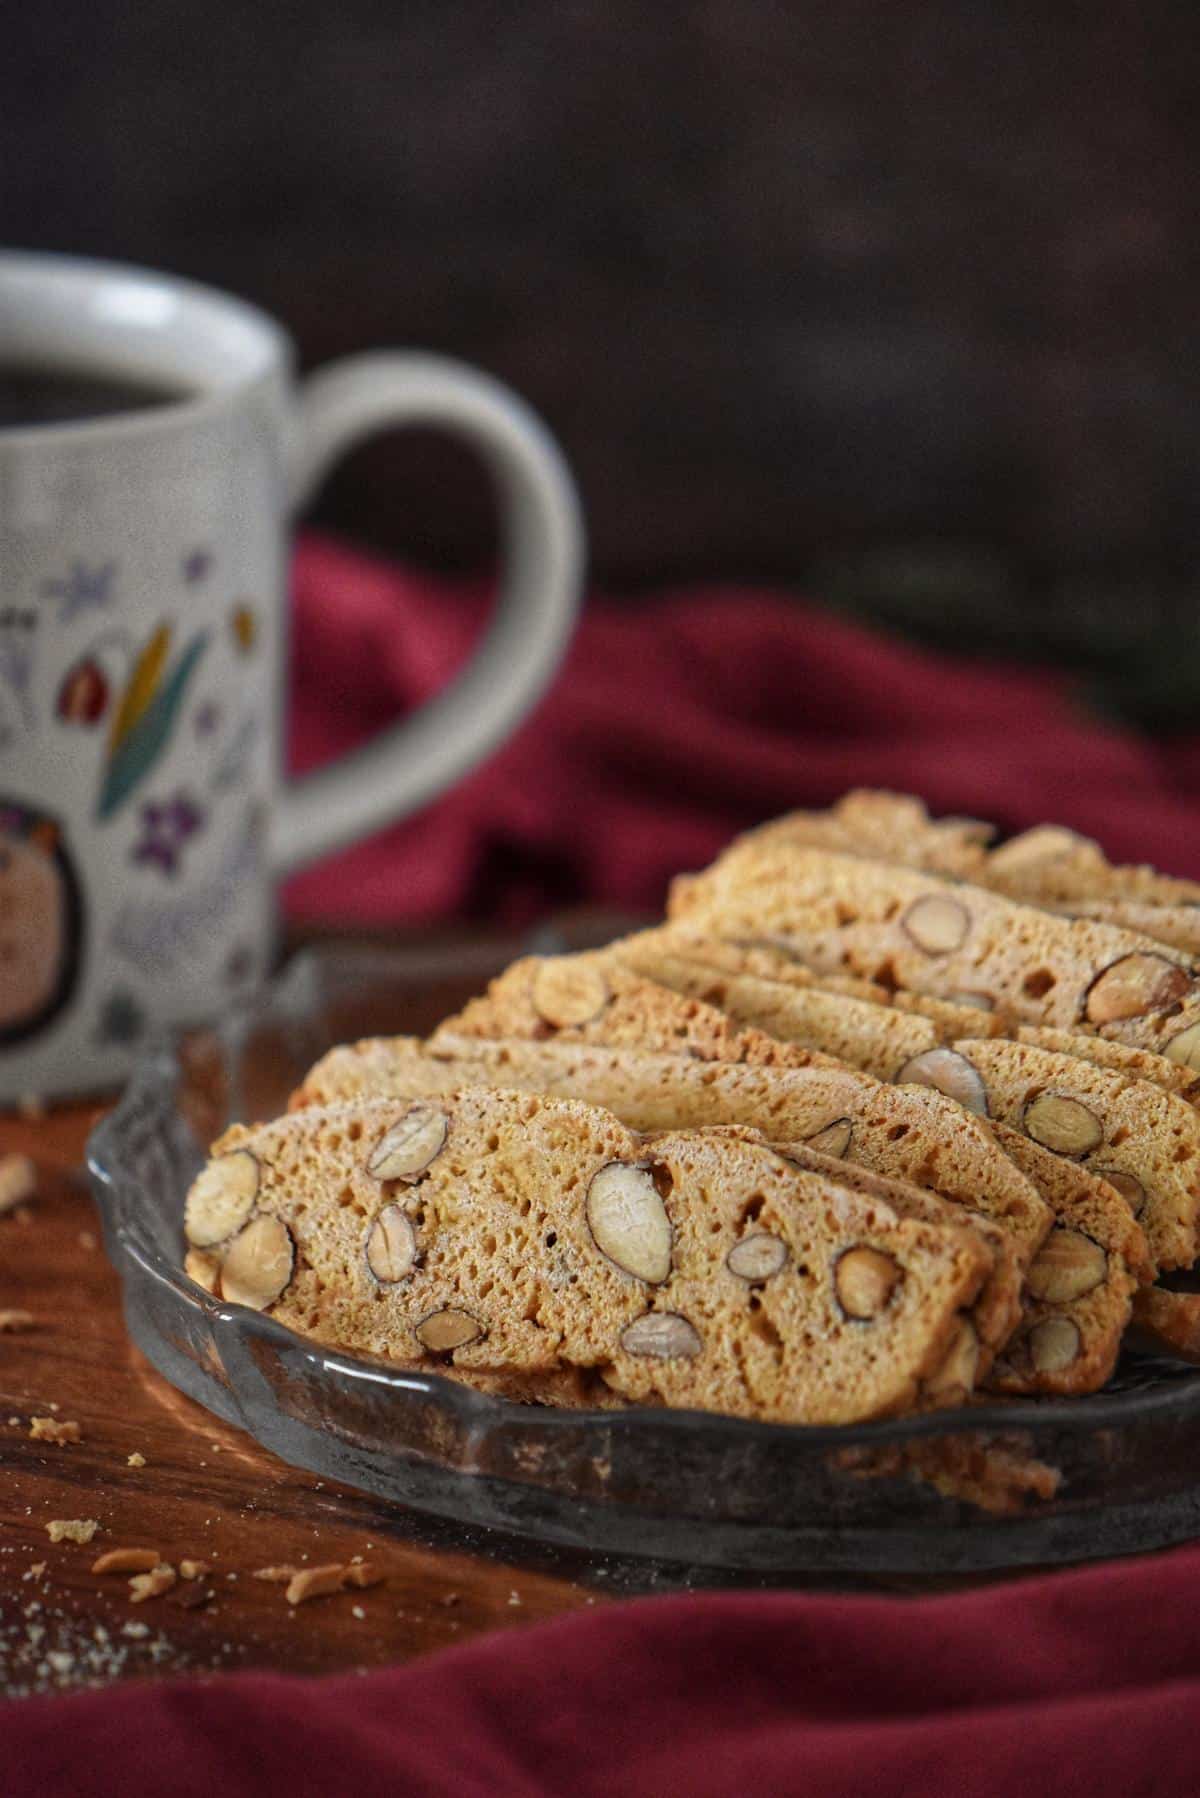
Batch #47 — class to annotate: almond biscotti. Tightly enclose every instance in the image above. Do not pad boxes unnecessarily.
[895,1036,1200,1272]
[982,824,1200,909]
[183,1091,991,1425]
[1015,1027,1200,1105]
[291,1033,1047,1355]
[1129,1285,1200,1364]
[668,839,1200,1051]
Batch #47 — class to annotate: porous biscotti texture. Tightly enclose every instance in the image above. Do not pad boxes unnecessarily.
[668,840,1200,1052]
[982,825,1200,909]
[738,790,993,877]
[895,1035,1200,1273]
[1047,900,1200,959]
[438,953,846,1073]
[184,1091,990,1425]
[983,1126,1148,1397]
[293,1032,1048,1353]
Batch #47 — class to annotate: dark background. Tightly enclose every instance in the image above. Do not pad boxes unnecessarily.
[5,2,1200,722]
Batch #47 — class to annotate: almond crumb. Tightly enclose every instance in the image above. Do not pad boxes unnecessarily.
[127,1451,146,1468]
[30,1417,81,1445]
[0,1154,37,1214]
[251,1565,300,1582]
[179,1559,210,1580]
[46,1519,98,1544]
[351,1605,365,1620]
[285,1564,345,1606]
[28,1562,46,1578]
[78,1230,97,1251]
[92,1548,162,1575]
[0,1310,35,1331]
[129,1564,176,1602]
[344,1563,384,1590]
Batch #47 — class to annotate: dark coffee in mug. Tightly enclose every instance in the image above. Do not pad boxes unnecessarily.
[0,364,192,428]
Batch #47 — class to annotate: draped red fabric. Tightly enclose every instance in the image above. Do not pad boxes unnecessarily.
[284,533,1200,928]
[14,538,1200,1794]
[10,1558,1200,1797]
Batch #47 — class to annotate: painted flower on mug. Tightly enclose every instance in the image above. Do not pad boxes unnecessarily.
[131,789,207,878]
[95,622,209,821]
[0,800,84,1046]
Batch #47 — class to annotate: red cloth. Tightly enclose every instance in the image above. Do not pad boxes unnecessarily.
[285,533,1200,927]
[10,1554,1200,1796]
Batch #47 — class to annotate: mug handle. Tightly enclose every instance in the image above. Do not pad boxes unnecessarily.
[271,351,583,877]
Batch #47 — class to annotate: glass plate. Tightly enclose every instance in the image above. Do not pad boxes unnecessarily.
[87,946,1200,1573]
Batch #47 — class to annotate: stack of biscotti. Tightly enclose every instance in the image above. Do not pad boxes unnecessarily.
[181,789,1200,1427]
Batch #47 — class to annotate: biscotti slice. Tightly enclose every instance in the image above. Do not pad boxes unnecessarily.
[895,1036,1200,1272]
[982,824,1200,909]
[1047,900,1200,959]
[982,1127,1149,1396]
[739,789,993,877]
[184,1092,991,1425]
[668,839,1200,1046]
[437,952,848,1073]
[1016,1026,1200,1105]
[291,1034,1045,1352]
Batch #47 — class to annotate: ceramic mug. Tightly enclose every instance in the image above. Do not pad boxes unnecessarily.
[0,252,583,1101]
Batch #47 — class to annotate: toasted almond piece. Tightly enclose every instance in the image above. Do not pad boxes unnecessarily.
[0,1310,35,1332]
[220,1215,294,1311]
[286,1564,345,1605]
[415,1307,483,1353]
[834,1246,902,1319]
[129,1564,176,1602]
[531,960,610,1028]
[901,894,970,955]
[344,1563,385,1589]
[1029,1315,1081,1372]
[585,1162,672,1283]
[183,1248,221,1294]
[179,1559,211,1580]
[184,1148,259,1247]
[726,1233,789,1281]
[251,1564,300,1582]
[894,1047,988,1116]
[1024,1092,1103,1155]
[620,1312,702,1359]
[0,1153,37,1215]
[805,1117,852,1158]
[127,1452,146,1468]
[92,1548,161,1575]
[1084,954,1193,1026]
[366,1107,448,1182]
[1026,1228,1108,1303]
[46,1519,97,1544]
[1093,1167,1146,1216]
[1164,1022,1200,1072]
[925,1318,980,1397]
[365,1205,417,1283]
[30,1417,80,1445]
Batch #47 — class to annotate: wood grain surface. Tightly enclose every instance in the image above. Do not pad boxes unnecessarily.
[0,927,1023,1699]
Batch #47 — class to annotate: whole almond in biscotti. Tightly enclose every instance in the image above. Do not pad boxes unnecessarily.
[184,1148,259,1247]
[220,1215,295,1311]
[289,1032,1041,1363]
[365,1206,418,1284]
[984,1124,1148,1397]
[185,1091,992,1426]
[434,953,848,1075]
[939,1038,1200,1273]
[366,1106,448,1181]
[665,840,1199,1044]
[531,960,610,1028]
[894,1048,989,1116]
